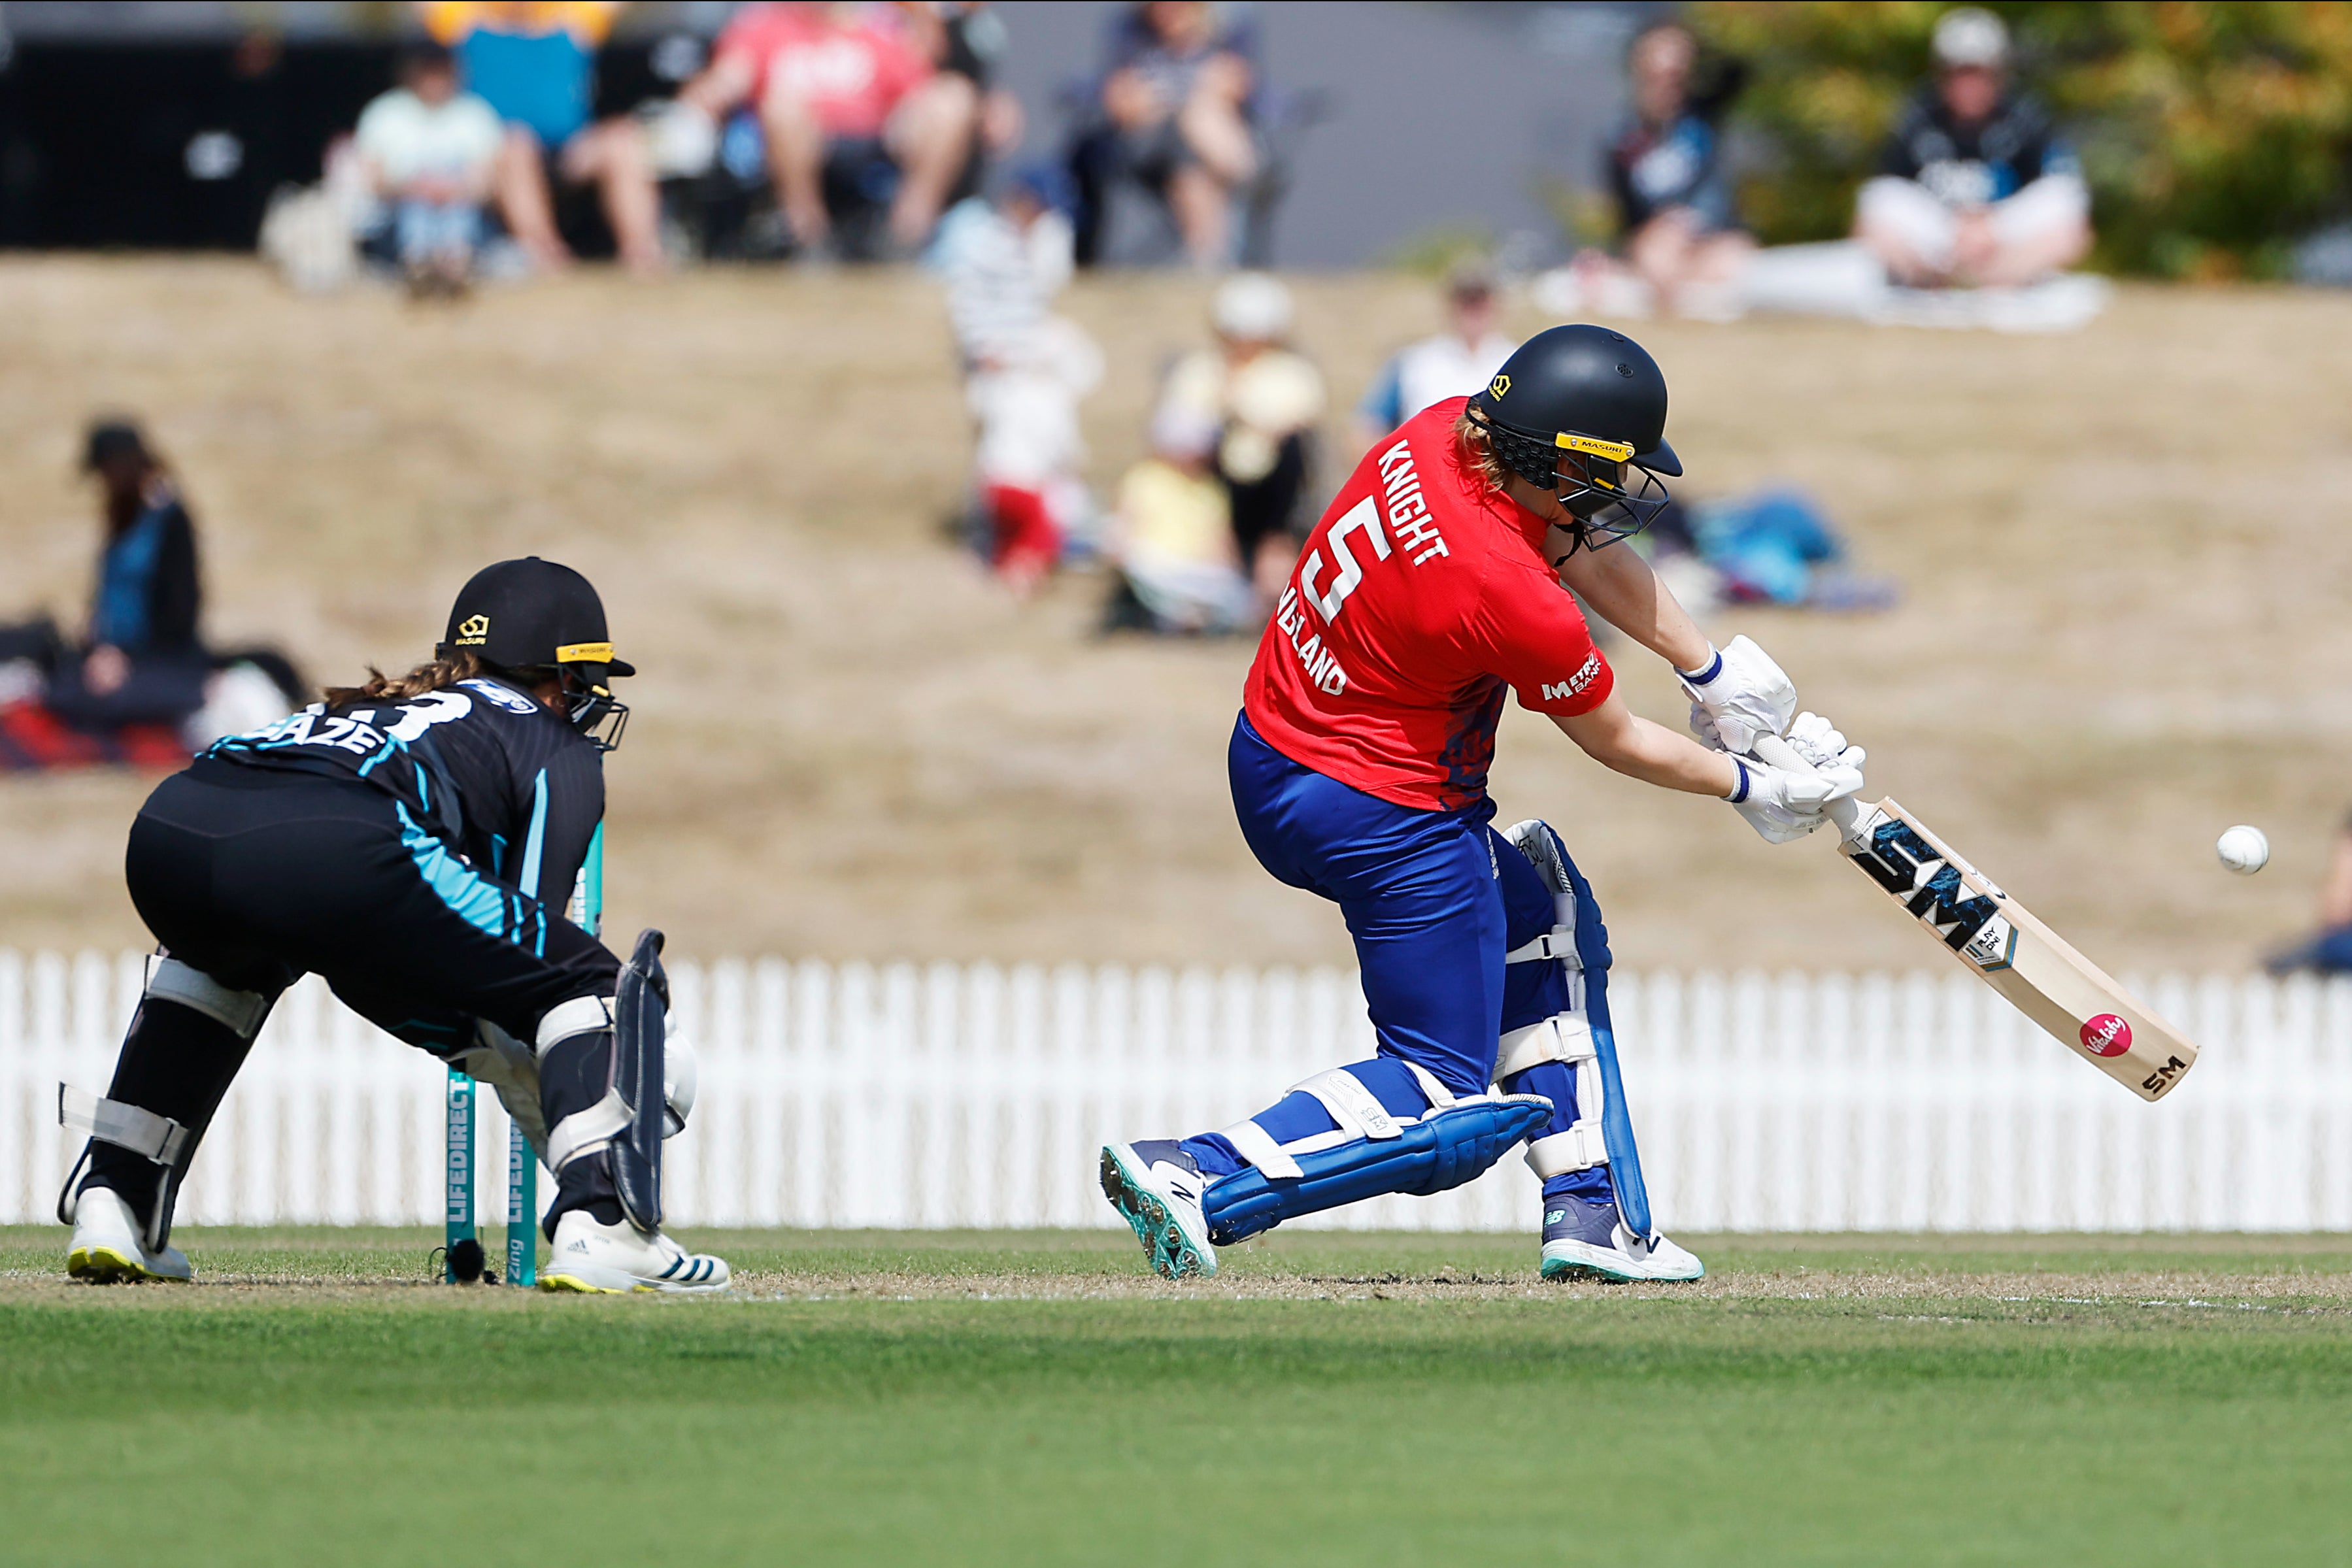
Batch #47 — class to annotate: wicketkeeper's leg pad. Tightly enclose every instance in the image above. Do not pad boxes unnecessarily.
[1200,1059,1551,1245]
[55,954,276,1252]
[540,933,669,1237]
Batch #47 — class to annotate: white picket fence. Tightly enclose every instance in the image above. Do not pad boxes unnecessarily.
[5,950,2351,1233]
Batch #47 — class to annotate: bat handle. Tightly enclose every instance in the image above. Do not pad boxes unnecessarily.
[1749,732,1864,842]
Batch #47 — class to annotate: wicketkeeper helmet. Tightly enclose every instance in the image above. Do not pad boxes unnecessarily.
[440,557,633,750]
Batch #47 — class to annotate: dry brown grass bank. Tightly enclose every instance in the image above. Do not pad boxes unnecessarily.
[4,257,2349,974]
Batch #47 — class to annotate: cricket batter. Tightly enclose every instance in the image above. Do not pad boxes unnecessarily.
[1101,325,1864,1281]
[57,558,728,1292]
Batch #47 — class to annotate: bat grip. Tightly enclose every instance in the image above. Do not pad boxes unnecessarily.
[1749,733,1863,841]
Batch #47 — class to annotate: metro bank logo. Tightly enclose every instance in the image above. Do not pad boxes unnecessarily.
[1541,654,1604,703]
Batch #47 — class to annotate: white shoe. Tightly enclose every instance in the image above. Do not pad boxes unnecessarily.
[66,1186,192,1283]
[537,1210,731,1294]
[1539,1195,1704,1282]
[1099,1141,1216,1280]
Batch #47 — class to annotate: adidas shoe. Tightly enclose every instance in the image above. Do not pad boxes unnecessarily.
[1099,1140,1216,1280]
[538,1210,731,1294]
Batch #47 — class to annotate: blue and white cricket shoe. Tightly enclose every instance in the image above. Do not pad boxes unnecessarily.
[539,1210,731,1294]
[1100,1140,1216,1280]
[1539,1196,1704,1282]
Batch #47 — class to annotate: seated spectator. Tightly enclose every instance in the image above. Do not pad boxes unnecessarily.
[1072,1,1261,269]
[1102,405,1252,635]
[1855,7,2091,289]
[420,0,665,275]
[937,167,1102,591]
[1605,22,1751,316]
[1352,261,1517,452]
[56,421,206,721]
[0,420,304,755]
[678,1,981,259]
[1156,273,1324,609]
[353,42,504,295]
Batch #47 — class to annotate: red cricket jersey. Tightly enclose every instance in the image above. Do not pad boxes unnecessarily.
[1243,397,1615,812]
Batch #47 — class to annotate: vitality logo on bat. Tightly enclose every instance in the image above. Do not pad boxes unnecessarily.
[2079,1014,2133,1058]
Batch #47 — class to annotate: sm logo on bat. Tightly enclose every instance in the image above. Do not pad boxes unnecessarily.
[1845,817,2006,959]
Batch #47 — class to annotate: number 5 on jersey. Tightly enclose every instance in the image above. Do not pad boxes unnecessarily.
[1299,498,1389,622]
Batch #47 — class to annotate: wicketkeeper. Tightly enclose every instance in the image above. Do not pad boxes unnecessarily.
[58,558,728,1293]
[1101,325,1866,1280]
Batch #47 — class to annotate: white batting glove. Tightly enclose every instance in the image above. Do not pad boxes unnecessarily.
[1780,711,1866,780]
[1724,712,1865,844]
[1682,635,1797,755]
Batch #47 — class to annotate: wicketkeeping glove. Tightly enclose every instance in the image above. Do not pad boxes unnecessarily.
[1723,711,1866,844]
[1683,635,1797,756]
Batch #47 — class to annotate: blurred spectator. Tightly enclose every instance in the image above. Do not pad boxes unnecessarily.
[60,421,203,712]
[678,1,981,258]
[1157,273,1324,607]
[353,42,504,295]
[1102,403,1252,635]
[1071,1,1261,269]
[0,421,303,754]
[1352,261,1517,452]
[421,1,666,275]
[1604,22,1751,316]
[937,162,1075,365]
[937,167,1101,591]
[2268,821,2352,974]
[1854,8,2091,288]
[928,4,1026,207]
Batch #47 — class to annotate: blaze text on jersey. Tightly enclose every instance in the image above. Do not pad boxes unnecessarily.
[1377,440,1448,565]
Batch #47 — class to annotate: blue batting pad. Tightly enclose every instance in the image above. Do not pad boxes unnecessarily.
[1201,1094,1552,1246]
[1549,839,1653,1241]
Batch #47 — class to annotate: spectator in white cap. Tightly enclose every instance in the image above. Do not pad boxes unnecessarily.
[1156,273,1326,610]
[1855,7,2092,288]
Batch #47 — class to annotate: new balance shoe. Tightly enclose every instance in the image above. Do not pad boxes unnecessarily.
[1099,1140,1216,1280]
[65,1185,192,1283]
[1539,1195,1704,1282]
[538,1210,731,1294]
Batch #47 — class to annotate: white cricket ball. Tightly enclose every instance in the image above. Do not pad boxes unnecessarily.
[2217,824,2270,875]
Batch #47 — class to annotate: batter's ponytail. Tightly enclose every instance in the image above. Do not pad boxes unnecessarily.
[322,649,482,709]
[1453,409,1511,493]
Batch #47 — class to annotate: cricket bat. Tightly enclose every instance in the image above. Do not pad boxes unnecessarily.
[1753,734,2197,1101]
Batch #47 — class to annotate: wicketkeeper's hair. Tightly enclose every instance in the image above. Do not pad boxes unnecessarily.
[322,648,482,709]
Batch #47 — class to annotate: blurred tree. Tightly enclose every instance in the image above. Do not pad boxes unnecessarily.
[1692,1,2352,277]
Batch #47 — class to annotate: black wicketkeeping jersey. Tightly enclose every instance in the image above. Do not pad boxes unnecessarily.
[203,676,602,914]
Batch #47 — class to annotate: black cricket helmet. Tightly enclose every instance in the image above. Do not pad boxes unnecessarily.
[1466,324,1679,552]
[440,557,633,750]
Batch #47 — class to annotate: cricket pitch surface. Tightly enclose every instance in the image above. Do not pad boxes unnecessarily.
[5,1227,2347,1564]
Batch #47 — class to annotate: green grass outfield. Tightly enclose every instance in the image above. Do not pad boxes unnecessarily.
[4,1228,2349,1566]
